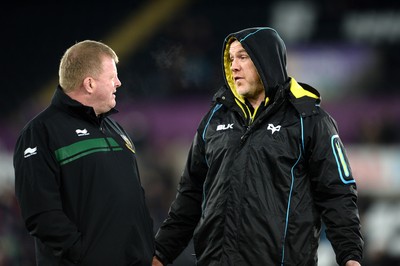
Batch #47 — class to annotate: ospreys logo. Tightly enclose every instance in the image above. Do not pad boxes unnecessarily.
[121,135,135,153]
[267,123,281,134]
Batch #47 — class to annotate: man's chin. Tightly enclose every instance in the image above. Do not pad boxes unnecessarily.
[236,89,249,98]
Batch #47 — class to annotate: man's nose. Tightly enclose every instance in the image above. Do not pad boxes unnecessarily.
[230,60,239,71]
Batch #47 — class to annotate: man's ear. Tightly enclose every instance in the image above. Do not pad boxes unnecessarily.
[83,77,95,94]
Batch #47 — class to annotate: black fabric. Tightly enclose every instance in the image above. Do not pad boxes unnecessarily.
[155,27,363,265]
[14,86,155,265]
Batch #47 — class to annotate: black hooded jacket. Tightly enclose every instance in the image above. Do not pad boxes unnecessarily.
[155,27,363,265]
[14,87,155,265]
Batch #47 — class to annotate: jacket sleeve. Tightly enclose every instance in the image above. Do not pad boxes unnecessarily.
[306,113,364,266]
[154,128,208,264]
[13,122,82,262]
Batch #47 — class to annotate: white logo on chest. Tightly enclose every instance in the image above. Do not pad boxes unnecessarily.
[216,123,234,131]
[75,129,90,136]
[267,123,281,134]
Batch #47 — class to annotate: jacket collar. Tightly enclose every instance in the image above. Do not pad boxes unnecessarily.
[51,85,118,122]
[213,77,322,119]
[288,78,321,117]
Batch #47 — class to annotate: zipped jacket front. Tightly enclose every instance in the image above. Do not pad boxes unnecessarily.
[14,86,155,265]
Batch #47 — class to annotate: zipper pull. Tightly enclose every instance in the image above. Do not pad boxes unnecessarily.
[240,126,251,145]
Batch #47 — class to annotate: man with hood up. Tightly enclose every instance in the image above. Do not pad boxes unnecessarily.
[152,27,364,266]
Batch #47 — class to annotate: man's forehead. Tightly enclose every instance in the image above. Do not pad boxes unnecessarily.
[229,41,247,54]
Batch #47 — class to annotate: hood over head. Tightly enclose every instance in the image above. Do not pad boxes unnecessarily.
[222,27,289,102]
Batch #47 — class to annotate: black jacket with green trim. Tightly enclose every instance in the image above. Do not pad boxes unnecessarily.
[14,86,154,265]
[154,27,363,266]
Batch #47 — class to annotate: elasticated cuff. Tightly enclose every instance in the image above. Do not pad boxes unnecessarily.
[154,249,170,266]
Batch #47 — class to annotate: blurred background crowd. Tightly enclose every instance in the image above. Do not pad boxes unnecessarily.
[1,0,400,265]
